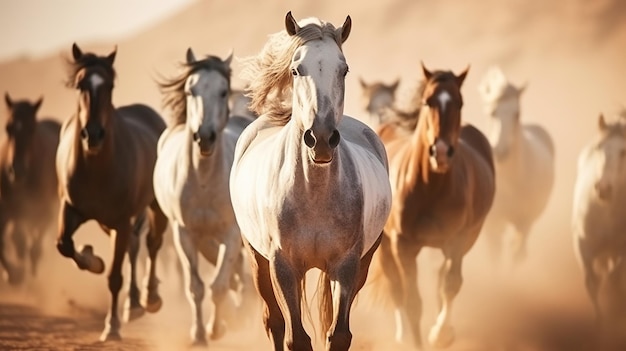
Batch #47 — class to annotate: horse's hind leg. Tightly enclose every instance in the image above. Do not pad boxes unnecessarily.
[511,220,532,264]
[141,201,167,313]
[0,213,21,285]
[576,238,602,324]
[173,224,207,346]
[428,246,465,349]
[244,239,285,351]
[123,213,145,322]
[326,235,382,351]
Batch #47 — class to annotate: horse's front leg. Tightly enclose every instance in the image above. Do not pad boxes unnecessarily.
[0,211,20,285]
[56,201,102,273]
[326,235,382,351]
[173,223,206,346]
[141,201,167,313]
[100,223,131,341]
[270,249,311,351]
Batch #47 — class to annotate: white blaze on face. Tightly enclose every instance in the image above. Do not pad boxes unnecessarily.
[89,73,104,95]
[438,90,451,114]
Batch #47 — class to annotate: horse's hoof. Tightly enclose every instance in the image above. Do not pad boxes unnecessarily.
[78,245,105,274]
[99,329,122,342]
[142,293,162,313]
[122,302,145,323]
[208,320,227,340]
[428,324,455,349]
[190,337,208,348]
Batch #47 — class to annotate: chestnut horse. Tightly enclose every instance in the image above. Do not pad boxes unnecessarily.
[0,94,60,285]
[55,43,168,341]
[372,64,495,349]
[231,12,392,351]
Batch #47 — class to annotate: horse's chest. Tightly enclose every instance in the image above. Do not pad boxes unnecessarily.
[179,182,234,232]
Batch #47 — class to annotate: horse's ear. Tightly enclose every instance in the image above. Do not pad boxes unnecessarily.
[106,45,117,65]
[186,47,196,64]
[4,92,13,109]
[421,61,433,80]
[598,113,607,131]
[34,96,43,112]
[71,42,83,61]
[340,15,352,43]
[358,77,367,89]
[390,78,400,92]
[456,65,470,87]
[285,11,301,36]
[224,49,234,67]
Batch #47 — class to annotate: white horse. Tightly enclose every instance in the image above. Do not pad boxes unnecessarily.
[573,113,626,334]
[153,48,255,346]
[230,12,392,351]
[478,66,555,264]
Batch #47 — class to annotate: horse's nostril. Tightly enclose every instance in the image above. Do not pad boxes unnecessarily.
[80,128,89,140]
[429,144,437,157]
[329,129,340,149]
[97,128,106,139]
[447,146,455,157]
[208,131,216,143]
[303,129,316,148]
[193,132,200,142]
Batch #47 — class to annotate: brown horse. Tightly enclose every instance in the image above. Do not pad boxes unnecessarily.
[0,93,60,285]
[55,43,168,341]
[371,63,495,349]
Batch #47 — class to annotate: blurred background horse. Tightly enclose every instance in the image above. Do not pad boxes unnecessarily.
[0,93,60,286]
[478,66,555,266]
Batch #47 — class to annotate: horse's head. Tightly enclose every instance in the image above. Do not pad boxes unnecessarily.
[359,77,399,124]
[183,48,232,157]
[286,11,351,165]
[588,114,626,202]
[3,93,41,182]
[419,63,468,173]
[478,66,525,159]
[68,42,116,155]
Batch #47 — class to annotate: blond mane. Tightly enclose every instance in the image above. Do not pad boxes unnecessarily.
[239,17,345,125]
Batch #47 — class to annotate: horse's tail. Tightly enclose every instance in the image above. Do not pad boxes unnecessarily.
[318,271,333,341]
[362,234,397,310]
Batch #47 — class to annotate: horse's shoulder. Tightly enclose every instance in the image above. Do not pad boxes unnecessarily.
[460,123,494,174]
[340,116,388,167]
[523,123,555,156]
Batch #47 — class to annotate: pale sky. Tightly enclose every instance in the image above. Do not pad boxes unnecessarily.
[0,0,195,62]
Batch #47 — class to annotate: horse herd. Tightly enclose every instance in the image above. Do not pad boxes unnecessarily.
[0,11,624,351]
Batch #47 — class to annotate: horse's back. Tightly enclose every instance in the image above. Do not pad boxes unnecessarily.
[117,104,166,138]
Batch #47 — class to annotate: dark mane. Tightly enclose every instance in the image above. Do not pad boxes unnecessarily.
[158,55,231,127]
[65,52,116,88]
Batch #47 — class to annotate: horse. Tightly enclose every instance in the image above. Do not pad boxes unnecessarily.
[573,113,626,337]
[230,12,392,351]
[153,47,256,345]
[358,77,399,126]
[370,63,495,349]
[478,66,555,265]
[0,93,60,285]
[55,43,168,341]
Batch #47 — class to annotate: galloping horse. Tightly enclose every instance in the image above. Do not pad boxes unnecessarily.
[154,48,255,345]
[478,66,555,264]
[372,64,495,349]
[0,94,60,285]
[358,77,399,126]
[55,43,168,341]
[230,12,392,351]
[573,113,626,335]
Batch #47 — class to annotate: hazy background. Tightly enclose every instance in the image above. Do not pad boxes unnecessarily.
[0,0,625,350]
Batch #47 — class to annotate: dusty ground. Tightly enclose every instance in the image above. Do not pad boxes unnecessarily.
[1,0,626,350]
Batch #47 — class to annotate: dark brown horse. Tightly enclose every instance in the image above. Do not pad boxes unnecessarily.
[55,43,168,341]
[0,93,60,285]
[371,63,495,349]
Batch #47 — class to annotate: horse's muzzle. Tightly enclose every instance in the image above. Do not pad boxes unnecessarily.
[429,139,454,173]
[81,126,106,153]
[304,128,340,164]
[193,130,217,157]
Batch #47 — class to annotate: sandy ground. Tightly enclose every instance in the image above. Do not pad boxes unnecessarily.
[1,0,626,350]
